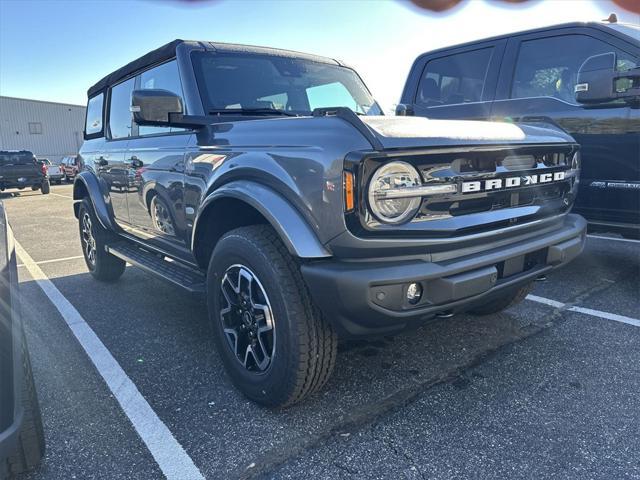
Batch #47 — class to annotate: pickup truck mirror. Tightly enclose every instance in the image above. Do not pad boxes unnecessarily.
[131,89,184,126]
[395,104,414,116]
[575,53,640,106]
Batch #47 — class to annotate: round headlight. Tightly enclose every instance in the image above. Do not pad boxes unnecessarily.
[368,161,422,224]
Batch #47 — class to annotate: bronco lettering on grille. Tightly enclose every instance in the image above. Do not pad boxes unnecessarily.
[461,171,566,193]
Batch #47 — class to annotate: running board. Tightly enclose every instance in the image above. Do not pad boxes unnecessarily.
[106,241,205,294]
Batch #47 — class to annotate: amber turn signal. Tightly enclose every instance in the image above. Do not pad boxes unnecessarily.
[343,171,355,212]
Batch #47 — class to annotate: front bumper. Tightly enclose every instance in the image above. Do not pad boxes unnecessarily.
[302,214,586,337]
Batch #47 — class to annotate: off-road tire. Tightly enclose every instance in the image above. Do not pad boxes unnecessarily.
[3,332,45,479]
[40,181,50,195]
[78,198,125,282]
[469,282,533,316]
[207,225,337,408]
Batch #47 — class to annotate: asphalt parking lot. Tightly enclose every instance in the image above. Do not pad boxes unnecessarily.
[5,184,640,480]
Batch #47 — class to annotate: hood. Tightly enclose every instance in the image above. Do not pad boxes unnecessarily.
[359,116,574,150]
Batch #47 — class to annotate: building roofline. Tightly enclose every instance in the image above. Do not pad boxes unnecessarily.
[0,95,85,108]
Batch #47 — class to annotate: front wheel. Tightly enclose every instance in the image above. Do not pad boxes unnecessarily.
[469,282,533,316]
[207,225,337,408]
[78,198,125,282]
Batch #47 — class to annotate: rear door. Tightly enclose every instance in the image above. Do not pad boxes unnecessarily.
[101,77,136,226]
[491,27,639,227]
[404,40,505,120]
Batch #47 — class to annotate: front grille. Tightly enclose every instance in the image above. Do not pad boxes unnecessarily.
[347,143,579,239]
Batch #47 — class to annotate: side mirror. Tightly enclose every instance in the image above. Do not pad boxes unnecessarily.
[395,103,415,116]
[131,89,184,126]
[576,52,640,105]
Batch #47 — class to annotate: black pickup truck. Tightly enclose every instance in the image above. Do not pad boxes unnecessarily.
[397,20,639,238]
[74,40,586,407]
[0,151,50,195]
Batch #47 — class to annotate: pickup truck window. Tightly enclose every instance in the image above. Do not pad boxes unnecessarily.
[85,93,104,136]
[511,34,638,103]
[138,60,187,136]
[0,152,36,165]
[191,52,381,116]
[417,47,493,107]
[108,77,135,139]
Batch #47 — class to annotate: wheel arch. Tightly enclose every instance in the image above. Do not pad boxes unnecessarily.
[192,181,331,269]
[72,172,117,232]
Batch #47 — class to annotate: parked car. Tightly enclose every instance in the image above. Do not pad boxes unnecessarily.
[0,151,50,195]
[73,40,585,407]
[397,20,640,238]
[39,159,63,185]
[0,202,45,479]
[60,156,81,182]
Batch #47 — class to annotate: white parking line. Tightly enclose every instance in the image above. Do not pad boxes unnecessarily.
[49,192,73,199]
[17,255,84,268]
[15,240,205,480]
[587,234,640,245]
[568,306,640,328]
[526,294,640,328]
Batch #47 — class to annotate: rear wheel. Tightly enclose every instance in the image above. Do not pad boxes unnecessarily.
[469,282,533,316]
[207,225,337,408]
[78,198,125,282]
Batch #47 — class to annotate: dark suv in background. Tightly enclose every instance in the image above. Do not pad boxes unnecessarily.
[398,21,639,238]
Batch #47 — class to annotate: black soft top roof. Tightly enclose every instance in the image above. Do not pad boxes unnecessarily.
[87,39,340,98]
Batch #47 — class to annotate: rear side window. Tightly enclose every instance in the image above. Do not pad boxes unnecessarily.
[510,34,638,103]
[138,60,186,136]
[417,47,494,107]
[85,93,104,137]
[109,78,136,139]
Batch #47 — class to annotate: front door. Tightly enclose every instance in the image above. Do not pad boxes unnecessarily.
[122,59,192,259]
[491,29,639,227]
[124,134,191,256]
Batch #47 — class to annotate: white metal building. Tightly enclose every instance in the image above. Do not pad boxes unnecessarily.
[0,96,86,162]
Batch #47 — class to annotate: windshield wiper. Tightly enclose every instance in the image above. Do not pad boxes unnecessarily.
[208,108,297,117]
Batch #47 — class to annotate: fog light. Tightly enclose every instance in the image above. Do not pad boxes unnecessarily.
[406,282,423,305]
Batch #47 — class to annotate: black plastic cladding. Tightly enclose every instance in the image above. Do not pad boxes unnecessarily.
[344,143,579,239]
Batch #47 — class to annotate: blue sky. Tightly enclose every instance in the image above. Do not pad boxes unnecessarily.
[0,0,637,111]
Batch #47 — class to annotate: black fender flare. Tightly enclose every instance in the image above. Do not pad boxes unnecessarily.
[72,172,117,231]
[192,181,331,259]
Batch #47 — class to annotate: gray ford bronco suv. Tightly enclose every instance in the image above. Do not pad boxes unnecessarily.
[74,40,586,407]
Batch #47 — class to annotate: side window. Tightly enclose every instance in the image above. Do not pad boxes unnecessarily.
[109,78,135,139]
[138,60,186,136]
[307,82,359,112]
[417,47,494,107]
[511,34,638,103]
[85,93,104,136]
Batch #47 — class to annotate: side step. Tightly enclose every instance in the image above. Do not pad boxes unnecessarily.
[106,241,206,294]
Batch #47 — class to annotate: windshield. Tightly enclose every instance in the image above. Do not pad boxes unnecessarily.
[191,51,382,116]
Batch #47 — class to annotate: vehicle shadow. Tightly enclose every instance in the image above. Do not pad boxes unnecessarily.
[18,265,547,479]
